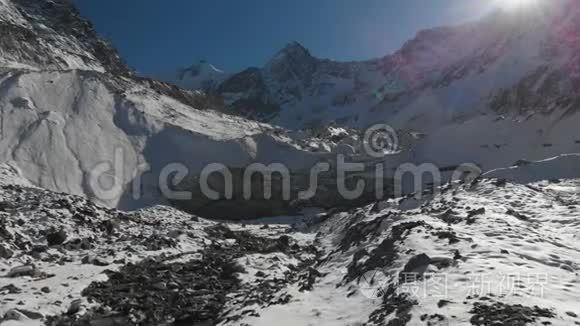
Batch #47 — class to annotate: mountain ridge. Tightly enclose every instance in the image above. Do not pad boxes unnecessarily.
[0,0,130,74]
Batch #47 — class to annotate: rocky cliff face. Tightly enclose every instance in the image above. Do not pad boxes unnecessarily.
[0,0,129,74]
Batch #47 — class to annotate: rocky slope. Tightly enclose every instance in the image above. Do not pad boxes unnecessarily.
[0,0,128,74]
[1,165,579,325]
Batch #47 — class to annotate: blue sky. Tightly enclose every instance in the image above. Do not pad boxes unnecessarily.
[74,1,495,74]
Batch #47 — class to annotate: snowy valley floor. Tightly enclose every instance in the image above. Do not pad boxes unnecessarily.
[0,178,579,326]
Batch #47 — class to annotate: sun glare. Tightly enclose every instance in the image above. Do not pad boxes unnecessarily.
[496,0,539,11]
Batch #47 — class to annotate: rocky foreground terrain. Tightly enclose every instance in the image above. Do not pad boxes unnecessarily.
[1,165,579,325]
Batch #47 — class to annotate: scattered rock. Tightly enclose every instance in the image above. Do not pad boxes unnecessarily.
[0,201,15,211]
[400,253,431,281]
[467,207,485,219]
[430,257,455,269]
[3,309,29,322]
[432,230,460,244]
[0,284,22,294]
[470,302,554,326]
[494,179,507,187]
[345,221,428,283]
[14,309,44,320]
[46,229,68,246]
[81,255,110,266]
[151,281,167,290]
[298,267,323,292]
[0,244,14,259]
[438,300,452,308]
[7,265,36,278]
[67,299,83,315]
[506,209,530,222]
[437,209,463,224]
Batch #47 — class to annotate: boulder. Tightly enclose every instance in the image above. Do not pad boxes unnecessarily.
[7,265,35,278]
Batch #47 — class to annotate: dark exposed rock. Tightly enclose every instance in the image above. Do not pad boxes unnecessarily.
[58,256,239,325]
[506,209,531,222]
[438,300,452,308]
[0,244,14,258]
[47,223,320,325]
[469,302,555,326]
[467,208,486,218]
[298,267,323,292]
[430,257,455,269]
[3,309,29,322]
[494,179,508,187]
[0,201,15,211]
[437,209,463,224]
[81,255,110,266]
[400,254,431,282]
[366,284,417,326]
[7,265,36,278]
[345,220,428,283]
[339,212,385,251]
[432,230,460,244]
[46,229,68,246]
[0,1,130,75]
[0,284,22,294]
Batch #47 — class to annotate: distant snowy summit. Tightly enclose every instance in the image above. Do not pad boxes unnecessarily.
[156,60,230,91]
[162,0,580,132]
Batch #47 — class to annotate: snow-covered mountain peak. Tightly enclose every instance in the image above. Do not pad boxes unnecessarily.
[264,41,319,85]
[216,0,580,130]
[157,59,230,91]
[270,41,313,63]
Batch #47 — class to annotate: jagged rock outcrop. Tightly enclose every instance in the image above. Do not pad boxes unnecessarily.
[0,0,129,74]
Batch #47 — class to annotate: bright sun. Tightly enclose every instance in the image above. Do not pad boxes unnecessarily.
[496,0,539,10]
